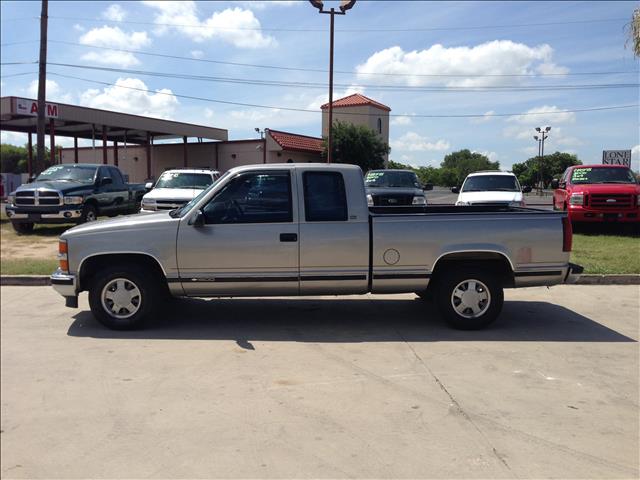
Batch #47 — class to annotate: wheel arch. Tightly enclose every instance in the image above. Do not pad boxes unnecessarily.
[78,252,167,292]
[430,250,515,288]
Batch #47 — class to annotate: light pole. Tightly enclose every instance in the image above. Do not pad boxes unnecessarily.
[534,126,550,194]
[309,0,356,163]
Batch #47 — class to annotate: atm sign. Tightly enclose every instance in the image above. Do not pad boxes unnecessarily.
[15,98,59,118]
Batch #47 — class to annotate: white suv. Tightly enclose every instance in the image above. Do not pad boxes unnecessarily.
[453,171,530,206]
[141,168,220,212]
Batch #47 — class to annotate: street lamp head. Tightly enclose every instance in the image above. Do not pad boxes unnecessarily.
[544,126,551,132]
[309,0,324,11]
[535,127,541,132]
[534,135,539,140]
[340,0,356,12]
[255,127,260,132]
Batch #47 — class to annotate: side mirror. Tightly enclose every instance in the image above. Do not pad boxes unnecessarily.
[522,186,532,193]
[145,182,154,190]
[190,210,205,227]
[550,179,559,189]
[451,186,460,194]
[100,177,113,186]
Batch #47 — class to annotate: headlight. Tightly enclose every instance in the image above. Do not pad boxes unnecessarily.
[366,194,373,207]
[455,201,470,206]
[141,199,157,211]
[63,196,84,205]
[412,195,426,205]
[569,193,585,206]
[7,194,15,205]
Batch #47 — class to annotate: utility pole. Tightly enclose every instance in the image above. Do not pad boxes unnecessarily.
[534,126,550,195]
[36,0,48,175]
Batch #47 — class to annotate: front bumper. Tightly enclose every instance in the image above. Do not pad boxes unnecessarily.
[568,206,639,223]
[50,269,77,305]
[5,205,83,222]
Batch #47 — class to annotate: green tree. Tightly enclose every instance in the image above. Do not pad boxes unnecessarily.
[625,8,640,57]
[0,143,56,174]
[512,151,581,187]
[414,166,441,186]
[324,121,390,172]
[440,149,499,186]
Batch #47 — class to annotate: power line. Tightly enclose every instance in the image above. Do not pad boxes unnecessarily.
[45,14,629,32]
[47,71,639,118]
[44,62,640,92]
[46,41,640,78]
[0,71,37,79]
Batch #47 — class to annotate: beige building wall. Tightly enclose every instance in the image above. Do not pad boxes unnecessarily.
[321,105,390,162]
[217,141,263,172]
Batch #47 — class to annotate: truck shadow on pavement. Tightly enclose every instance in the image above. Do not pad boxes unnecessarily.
[66,298,636,345]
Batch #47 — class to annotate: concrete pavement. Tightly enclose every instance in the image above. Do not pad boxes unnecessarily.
[1,285,638,479]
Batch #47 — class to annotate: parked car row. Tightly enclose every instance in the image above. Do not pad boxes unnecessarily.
[4,165,220,233]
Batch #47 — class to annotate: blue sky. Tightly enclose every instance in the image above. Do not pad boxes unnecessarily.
[1,0,638,169]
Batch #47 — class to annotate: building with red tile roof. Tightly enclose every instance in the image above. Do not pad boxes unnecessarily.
[267,129,324,154]
[320,93,391,112]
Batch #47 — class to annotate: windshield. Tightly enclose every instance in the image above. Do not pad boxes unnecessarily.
[171,171,232,218]
[365,171,420,188]
[461,175,519,192]
[155,172,214,189]
[570,167,637,185]
[36,165,97,183]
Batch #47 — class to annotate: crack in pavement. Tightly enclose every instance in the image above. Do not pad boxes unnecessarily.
[395,328,518,478]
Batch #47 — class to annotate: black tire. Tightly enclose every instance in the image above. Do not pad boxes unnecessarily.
[88,265,160,330]
[80,204,98,223]
[11,221,35,234]
[436,267,504,330]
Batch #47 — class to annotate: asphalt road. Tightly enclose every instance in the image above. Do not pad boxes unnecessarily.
[1,286,638,479]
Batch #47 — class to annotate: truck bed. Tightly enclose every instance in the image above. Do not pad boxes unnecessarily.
[369,205,556,215]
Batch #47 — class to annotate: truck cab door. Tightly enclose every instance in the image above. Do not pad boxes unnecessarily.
[297,170,369,295]
[176,170,300,296]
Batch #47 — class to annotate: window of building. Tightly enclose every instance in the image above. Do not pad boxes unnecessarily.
[303,171,348,222]
[377,118,382,134]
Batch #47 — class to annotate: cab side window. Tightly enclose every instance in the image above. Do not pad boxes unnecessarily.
[108,167,125,186]
[202,171,292,224]
[303,171,348,222]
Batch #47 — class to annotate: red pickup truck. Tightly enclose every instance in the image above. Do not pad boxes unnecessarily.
[551,165,639,223]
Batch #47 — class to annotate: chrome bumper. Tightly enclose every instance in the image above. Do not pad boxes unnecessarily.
[564,263,584,284]
[6,208,82,220]
[50,269,77,300]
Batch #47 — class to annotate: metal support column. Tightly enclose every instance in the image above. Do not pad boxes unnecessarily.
[49,118,55,166]
[183,136,188,167]
[74,136,78,163]
[27,132,33,178]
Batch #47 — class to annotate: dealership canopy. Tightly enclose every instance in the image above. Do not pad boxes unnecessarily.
[0,96,228,144]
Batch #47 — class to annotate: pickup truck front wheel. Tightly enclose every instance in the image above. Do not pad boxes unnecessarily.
[88,266,159,330]
[80,204,98,223]
[436,268,503,330]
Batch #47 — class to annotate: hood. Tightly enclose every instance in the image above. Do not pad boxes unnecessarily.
[457,191,523,204]
[61,211,176,239]
[143,187,205,201]
[568,184,640,195]
[366,186,424,196]
[14,180,94,195]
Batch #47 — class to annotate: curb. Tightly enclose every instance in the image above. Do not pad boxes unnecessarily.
[1,274,639,287]
[1,275,51,286]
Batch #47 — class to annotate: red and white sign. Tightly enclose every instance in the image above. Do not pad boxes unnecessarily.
[15,98,59,118]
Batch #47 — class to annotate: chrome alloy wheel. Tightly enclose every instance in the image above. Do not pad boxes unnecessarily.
[450,278,491,319]
[101,278,142,319]
[85,210,97,221]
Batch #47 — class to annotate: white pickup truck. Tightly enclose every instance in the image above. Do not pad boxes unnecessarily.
[51,163,582,330]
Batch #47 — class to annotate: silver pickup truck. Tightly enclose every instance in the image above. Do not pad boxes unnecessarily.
[51,163,582,330]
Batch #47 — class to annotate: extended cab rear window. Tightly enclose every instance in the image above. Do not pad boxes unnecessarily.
[303,171,348,222]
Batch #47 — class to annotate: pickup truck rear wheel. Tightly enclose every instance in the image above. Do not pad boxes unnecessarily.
[436,268,503,330]
[80,204,97,223]
[88,265,159,330]
[11,221,34,234]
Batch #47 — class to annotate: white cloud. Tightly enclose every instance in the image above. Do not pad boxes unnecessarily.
[355,41,568,87]
[306,85,366,111]
[390,115,412,126]
[471,110,495,124]
[79,26,151,67]
[473,150,499,163]
[78,77,179,119]
[143,1,276,48]
[73,24,85,32]
[190,49,204,59]
[507,105,576,125]
[391,132,450,152]
[102,4,127,22]
[27,79,73,103]
[204,107,215,120]
[239,1,299,10]
[1,130,29,146]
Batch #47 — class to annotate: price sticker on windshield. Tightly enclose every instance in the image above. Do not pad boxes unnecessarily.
[571,168,591,182]
[365,172,383,181]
